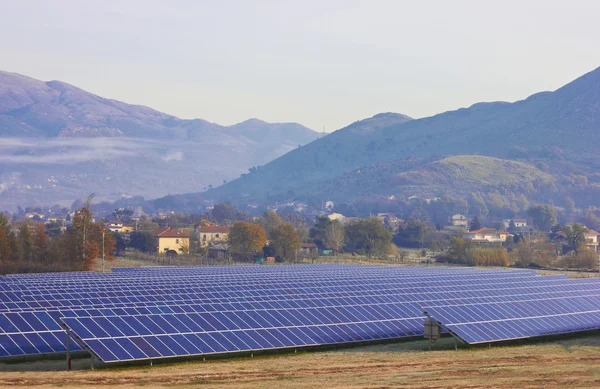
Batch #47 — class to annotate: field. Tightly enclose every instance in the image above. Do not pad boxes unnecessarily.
[0,336,599,388]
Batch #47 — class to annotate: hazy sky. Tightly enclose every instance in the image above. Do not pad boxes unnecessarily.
[1,0,599,131]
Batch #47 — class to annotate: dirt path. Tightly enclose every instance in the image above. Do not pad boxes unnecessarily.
[0,340,599,388]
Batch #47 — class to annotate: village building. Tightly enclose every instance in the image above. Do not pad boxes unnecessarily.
[503,218,528,229]
[154,227,190,255]
[299,243,319,255]
[195,225,230,247]
[107,222,123,233]
[448,214,468,228]
[464,228,511,244]
[585,230,599,252]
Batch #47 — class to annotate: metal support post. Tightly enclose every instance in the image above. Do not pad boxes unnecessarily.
[66,327,71,371]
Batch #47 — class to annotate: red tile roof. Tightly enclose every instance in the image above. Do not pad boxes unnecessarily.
[154,227,189,238]
[300,243,318,249]
[197,226,231,233]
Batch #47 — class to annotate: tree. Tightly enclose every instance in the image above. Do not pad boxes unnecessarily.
[309,216,332,250]
[113,233,126,256]
[270,223,300,261]
[527,204,558,231]
[296,223,310,243]
[393,218,431,248]
[579,207,600,232]
[18,224,33,261]
[129,232,157,253]
[469,216,481,231]
[345,218,392,257]
[112,208,133,223]
[0,225,11,261]
[228,222,267,260]
[61,197,116,271]
[263,211,283,239]
[564,197,576,217]
[324,220,344,255]
[179,239,190,255]
[211,202,246,225]
[562,223,589,255]
[8,231,20,262]
[0,212,8,228]
[507,219,517,233]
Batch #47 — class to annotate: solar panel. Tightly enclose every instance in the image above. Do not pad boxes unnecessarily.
[424,294,600,344]
[0,264,596,362]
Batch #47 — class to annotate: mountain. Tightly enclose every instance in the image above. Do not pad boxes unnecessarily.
[0,71,319,209]
[209,66,600,207]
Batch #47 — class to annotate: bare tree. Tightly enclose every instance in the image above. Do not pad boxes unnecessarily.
[324,220,345,255]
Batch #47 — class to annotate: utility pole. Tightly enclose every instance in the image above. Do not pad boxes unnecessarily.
[102,230,105,273]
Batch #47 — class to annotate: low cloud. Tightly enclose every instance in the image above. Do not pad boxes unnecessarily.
[0,137,185,164]
[161,151,184,161]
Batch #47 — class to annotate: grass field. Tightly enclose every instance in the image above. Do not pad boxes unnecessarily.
[0,336,599,388]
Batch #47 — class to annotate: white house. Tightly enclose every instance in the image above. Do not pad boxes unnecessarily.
[585,230,599,252]
[449,214,468,228]
[503,218,528,229]
[464,228,511,244]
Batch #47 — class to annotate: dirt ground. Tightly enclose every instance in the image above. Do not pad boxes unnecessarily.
[0,337,599,388]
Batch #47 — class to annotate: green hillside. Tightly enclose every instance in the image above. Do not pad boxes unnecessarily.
[295,155,554,202]
[209,66,600,204]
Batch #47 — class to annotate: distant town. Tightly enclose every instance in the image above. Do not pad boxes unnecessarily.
[1,194,597,274]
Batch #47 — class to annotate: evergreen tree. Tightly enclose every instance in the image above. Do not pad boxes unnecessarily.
[469,216,482,231]
[18,224,33,261]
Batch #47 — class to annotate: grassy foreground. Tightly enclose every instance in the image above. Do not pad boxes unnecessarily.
[0,337,599,388]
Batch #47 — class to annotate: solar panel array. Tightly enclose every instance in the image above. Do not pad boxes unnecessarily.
[0,264,597,363]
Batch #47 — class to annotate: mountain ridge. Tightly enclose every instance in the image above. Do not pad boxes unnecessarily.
[0,71,320,208]
[205,65,600,208]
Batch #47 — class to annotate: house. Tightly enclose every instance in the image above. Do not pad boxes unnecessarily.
[154,227,190,255]
[449,214,468,228]
[299,243,318,255]
[196,225,230,247]
[376,213,402,231]
[208,243,229,260]
[107,222,123,233]
[585,230,599,252]
[327,213,345,221]
[503,218,528,229]
[464,228,511,244]
[121,225,134,233]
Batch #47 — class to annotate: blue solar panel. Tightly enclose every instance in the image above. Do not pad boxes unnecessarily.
[424,294,600,344]
[0,264,597,362]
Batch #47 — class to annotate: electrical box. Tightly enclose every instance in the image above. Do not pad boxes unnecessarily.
[424,318,441,339]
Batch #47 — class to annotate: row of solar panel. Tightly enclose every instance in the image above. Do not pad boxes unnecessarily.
[0,278,592,356]
[4,276,589,313]
[424,294,600,344]
[446,311,600,344]
[4,268,532,287]
[1,280,598,338]
[64,317,423,362]
[1,281,598,358]
[3,272,538,297]
[0,331,81,357]
[5,269,537,290]
[17,273,551,303]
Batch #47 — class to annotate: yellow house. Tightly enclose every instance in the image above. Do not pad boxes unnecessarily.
[122,225,134,233]
[154,227,190,255]
[195,226,230,247]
